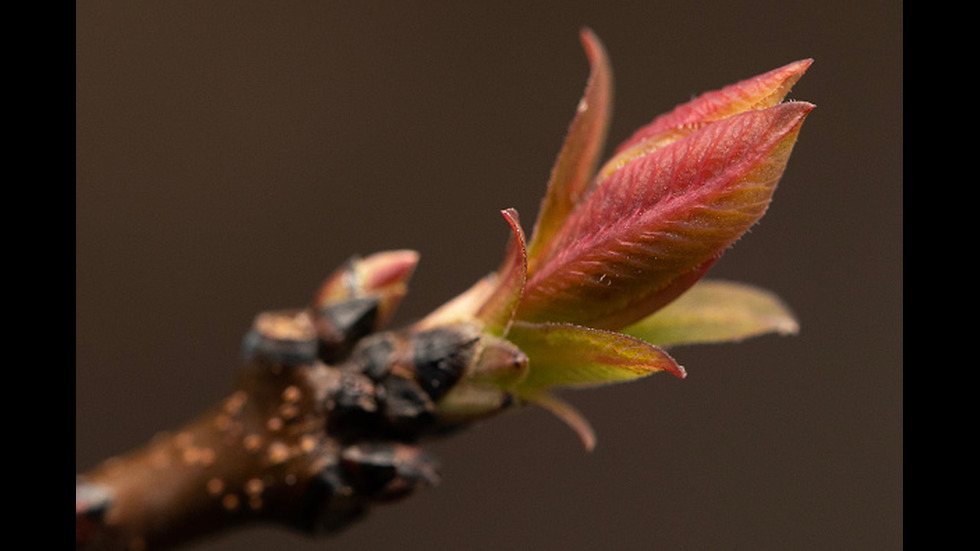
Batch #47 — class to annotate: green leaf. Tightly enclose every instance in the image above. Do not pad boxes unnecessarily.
[623,279,799,348]
[506,321,685,392]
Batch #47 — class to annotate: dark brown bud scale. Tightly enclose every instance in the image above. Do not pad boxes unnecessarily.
[376,375,435,438]
[294,456,365,534]
[340,442,440,502]
[347,333,396,381]
[314,297,380,363]
[324,371,379,441]
[410,327,481,401]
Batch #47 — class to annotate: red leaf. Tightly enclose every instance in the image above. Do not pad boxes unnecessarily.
[526,28,614,274]
[594,60,812,208]
[516,101,814,329]
[476,208,527,335]
[614,59,812,155]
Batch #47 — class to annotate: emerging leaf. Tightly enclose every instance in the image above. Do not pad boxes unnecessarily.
[516,101,814,330]
[414,276,497,331]
[623,279,799,348]
[476,209,527,336]
[527,28,613,274]
[419,37,813,451]
[612,58,812,159]
[506,321,685,391]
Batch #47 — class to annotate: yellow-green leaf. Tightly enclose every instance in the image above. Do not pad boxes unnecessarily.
[623,279,799,348]
[507,321,685,392]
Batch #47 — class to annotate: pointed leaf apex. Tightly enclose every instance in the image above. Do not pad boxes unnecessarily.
[518,100,813,330]
[358,249,421,293]
[524,391,597,451]
[526,29,613,272]
[476,208,528,335]
[579,27,606,74]
[508,322,686,388]
[624,280,801,348]
[612,59,813,159]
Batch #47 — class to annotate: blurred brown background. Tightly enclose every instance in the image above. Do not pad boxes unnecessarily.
[76,2,902,550]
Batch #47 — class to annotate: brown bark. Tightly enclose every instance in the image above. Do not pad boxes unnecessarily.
[77,308,450,551]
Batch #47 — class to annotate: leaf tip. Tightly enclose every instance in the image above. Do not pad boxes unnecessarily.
[526,392,597,452]
[475,208,528,334]
[774,315,801,336]
[578,27,606,65]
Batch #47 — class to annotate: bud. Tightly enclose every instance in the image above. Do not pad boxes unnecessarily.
[420,30,812,448]
[312,250,420,362]
[313,249,419,331]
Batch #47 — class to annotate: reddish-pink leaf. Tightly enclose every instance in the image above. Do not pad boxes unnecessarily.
[526,28,613,274]
[614,59,812,155]
[476,208,527,335]
[594,59,812,193]
[516,101,814,329]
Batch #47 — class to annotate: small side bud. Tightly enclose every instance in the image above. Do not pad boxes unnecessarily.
[466,334,529,388]
[313,250,419,331]
[430,332,528,426]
